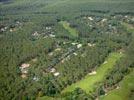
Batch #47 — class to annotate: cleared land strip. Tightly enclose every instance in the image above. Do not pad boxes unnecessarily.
[62,52,123,93]
[59,21,78,37]
[100,69,134,100]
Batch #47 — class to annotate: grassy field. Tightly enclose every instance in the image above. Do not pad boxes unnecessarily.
[38,96,53,100]
[62,52,123,93]
[100,69,134,100]
[59,21,78,37]
[122,22,134,34]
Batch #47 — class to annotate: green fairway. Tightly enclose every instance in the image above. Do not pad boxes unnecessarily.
[122,22,134,35]
[39,96,54,100]
[59,21,78,37]
[100,69,134,100]
[62,52,123,93]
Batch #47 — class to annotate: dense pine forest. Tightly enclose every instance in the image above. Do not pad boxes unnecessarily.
[0,0,134,100]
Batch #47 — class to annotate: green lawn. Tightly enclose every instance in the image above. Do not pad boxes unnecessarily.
[39,96,64,100]
[62,52,123,93]
[122,22,134,35]
[59,21,78,37]
[38,96,54,100]
[100,69,134,100]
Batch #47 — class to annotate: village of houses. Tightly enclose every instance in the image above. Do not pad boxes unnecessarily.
[19,39,96,80]
[1,14,133,81]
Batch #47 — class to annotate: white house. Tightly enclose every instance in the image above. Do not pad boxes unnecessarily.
[73,52,78,56]
[54,72,60,76]
[88,17,93,21]
[77,44,82,48]
[71,42,77,45]
[50,68,56,73]
[49,34,55,38]
[89,71,97,75]
[20,63,30,69]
